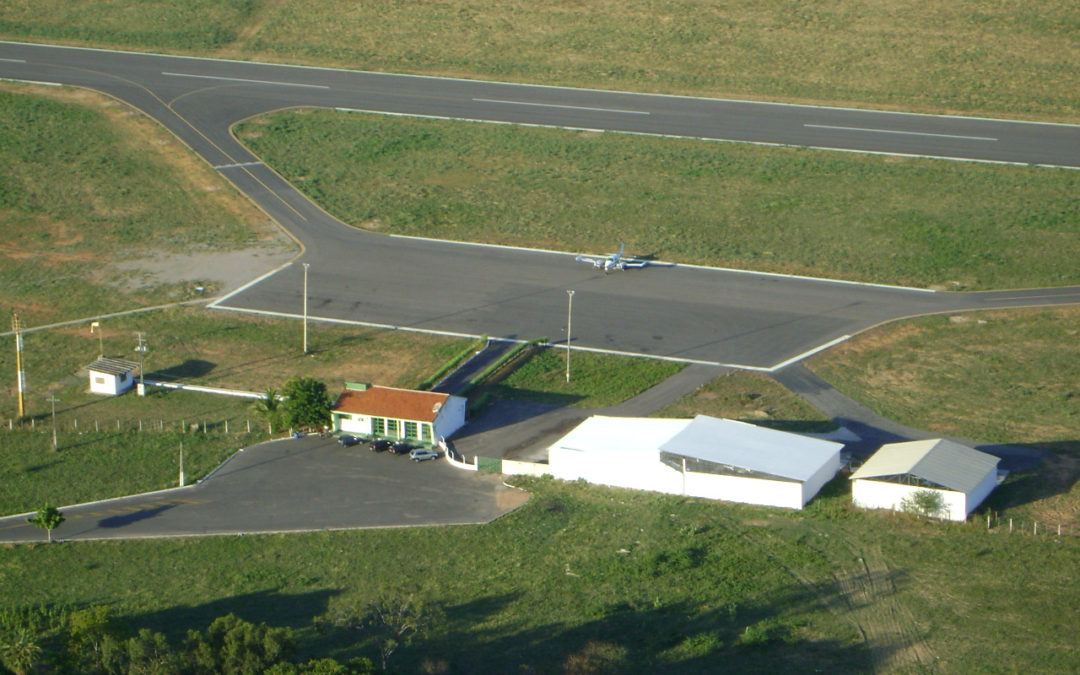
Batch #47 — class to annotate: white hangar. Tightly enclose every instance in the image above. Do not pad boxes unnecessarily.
[547,415,844,509]
[850,438,1000,522]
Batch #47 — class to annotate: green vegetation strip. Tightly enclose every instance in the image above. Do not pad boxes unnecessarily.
[3,1,1079,120]
[1,479,1077,671]
[416,335,487,391]
[236,110,1080,290]
[487,348,684,409]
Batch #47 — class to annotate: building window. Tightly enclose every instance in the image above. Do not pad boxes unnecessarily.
[386,419,399,437]
[94,376,106,385]
[404,421,417,439]
[372,418,385,436]
[421,424,432,442]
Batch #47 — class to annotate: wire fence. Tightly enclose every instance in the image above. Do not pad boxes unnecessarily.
[5,416,277,436]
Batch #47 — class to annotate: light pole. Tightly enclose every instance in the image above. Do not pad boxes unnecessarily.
[302,262,310,355]
[179,440,185,487]
[47,392,59,451]
[565,290,575,383]
[135,332,148,396]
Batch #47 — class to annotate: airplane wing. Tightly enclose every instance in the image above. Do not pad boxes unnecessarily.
[620,258,649,268]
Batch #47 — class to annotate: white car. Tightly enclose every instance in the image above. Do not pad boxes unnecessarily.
[409,449,442,462]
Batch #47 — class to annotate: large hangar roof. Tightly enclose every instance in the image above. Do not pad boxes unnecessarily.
[850,439,999,493]
[659,415,843,482]
[549,416,690,457]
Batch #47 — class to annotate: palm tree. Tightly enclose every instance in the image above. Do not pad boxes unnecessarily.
[250,387,284,434]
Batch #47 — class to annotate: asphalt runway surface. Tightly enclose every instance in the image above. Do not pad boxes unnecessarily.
[0,435,525,543]
[2,41,1079,370]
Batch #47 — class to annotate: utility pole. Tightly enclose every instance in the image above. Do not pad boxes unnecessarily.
[47,392,59,451]
[12,312,25,419]
[135,332,148,396]
[179,440,185,487]
[302,262,310,355]
[90,320,103,358]
[565,290,575,383]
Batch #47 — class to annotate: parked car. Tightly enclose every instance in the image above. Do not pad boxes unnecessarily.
[390,442,414,455]
[410,449,442,462]
[338,435,362,447]
[370,439,393,452]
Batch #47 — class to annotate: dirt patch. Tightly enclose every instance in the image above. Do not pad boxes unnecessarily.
[110,246,296,296]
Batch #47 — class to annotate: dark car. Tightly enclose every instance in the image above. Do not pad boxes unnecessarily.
[338,435,362,447]
[370,439,393,452]
[390,442,414,455]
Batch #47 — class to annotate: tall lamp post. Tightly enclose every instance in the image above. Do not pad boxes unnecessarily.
[135,332,148,396]
[565,290,575,383]
[302,262,310,355]
[47,392,59,451]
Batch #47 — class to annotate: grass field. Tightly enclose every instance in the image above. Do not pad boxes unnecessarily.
[2,1,1079,121]
[486,347,684,408]
[657,370,834,433]
[1,477,1077,672]
[0,83,287,322]
[236,109,1080,290]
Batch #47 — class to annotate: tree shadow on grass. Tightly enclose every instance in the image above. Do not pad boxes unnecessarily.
[356,580,884,674]
[131,588,340,643]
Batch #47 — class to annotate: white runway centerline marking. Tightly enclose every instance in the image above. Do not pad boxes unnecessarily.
[214,161,263,170]
[473,98,650,116]
[161,72,330,89]
[0,58,27,63]
[804,124,997,142]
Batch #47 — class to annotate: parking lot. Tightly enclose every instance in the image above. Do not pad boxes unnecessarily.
[0,435,529,543]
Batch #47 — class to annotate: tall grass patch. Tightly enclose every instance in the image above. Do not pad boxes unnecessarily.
[237,110,1080,289]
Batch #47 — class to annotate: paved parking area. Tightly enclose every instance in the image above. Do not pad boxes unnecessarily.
[0,435,528,543]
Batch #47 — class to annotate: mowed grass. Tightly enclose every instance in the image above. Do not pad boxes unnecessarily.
[0,84,285,322]
[3,1,1079,121]
[657,370,835,433]
[1,478,1077,672]
[236,110,1080,289]
[486,347,684,408]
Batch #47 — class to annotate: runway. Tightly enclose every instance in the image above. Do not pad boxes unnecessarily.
[3,41,1078,369]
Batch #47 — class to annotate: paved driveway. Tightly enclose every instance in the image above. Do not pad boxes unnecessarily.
[0,435,528,543]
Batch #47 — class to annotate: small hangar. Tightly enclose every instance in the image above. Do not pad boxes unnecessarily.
[850,438,1000,522]
[547,415,844,509]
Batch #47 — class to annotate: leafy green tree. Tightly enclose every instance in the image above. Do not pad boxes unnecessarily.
[124,628,180,675]
[900,489,947,519]
[184,613,294,675]
[64,606,125,673]
[250,387,285,433]
[280,377,331,431]
[27,504,64,543]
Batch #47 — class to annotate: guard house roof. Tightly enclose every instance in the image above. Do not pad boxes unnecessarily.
[659,415,844,482]
[86,358,140,376]
[849,439,1000,493]
[332,385,452,423]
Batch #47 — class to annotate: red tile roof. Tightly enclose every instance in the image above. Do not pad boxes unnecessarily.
[332,385,451,422]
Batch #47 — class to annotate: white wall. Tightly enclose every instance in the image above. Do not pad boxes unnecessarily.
[433,395,467,440]
[502,459,551,477]
[851,480,970,522]
[88,370,133,396]
[335,413,371,435]
[800,451,843,507]
[550,447,822,509]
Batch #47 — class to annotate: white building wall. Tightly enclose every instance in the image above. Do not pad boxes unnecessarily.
[964,468,999,518]
[800,451,843,507]
[433,395,467,440]
[683,471,804,509]
[851,480,969,522]
[336,413,371,435]
[89,370,133,396]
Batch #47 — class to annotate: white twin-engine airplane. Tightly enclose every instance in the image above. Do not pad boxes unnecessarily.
[575,243,648,272]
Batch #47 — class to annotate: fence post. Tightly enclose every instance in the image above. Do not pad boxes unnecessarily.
[139,419,143,432]
[74,418,78,431]
[1034,522,1038,535]
[95,419,99,432]
[247,419,251,433]
[1058,524,1062,537]
[225,420,229,434]
[1009,518,1013,533]
[116,419,120,431]
[987,514,991,529]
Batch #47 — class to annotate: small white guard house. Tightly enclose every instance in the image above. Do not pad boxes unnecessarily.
[548,415,844,509]
[331,383,466,444]
[850,439,1000,522]
[86,358,140,396]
